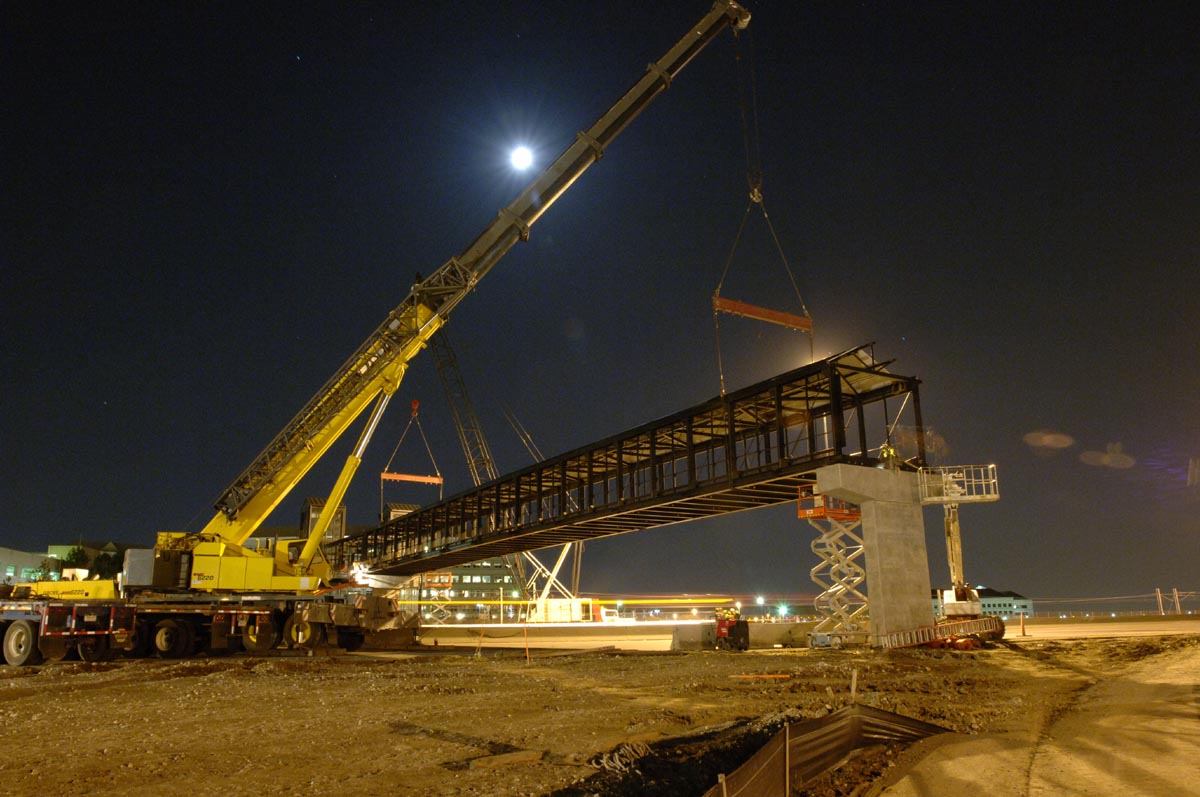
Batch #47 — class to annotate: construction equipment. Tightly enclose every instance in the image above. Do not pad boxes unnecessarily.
[917,465,1000,620]
[714,607,749,651]
[5,1,752,665]
[801,486,868,648]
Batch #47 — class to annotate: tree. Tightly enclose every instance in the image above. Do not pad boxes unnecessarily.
[91,551,122,579]
[34,557,59,581]
[63,546,90,569]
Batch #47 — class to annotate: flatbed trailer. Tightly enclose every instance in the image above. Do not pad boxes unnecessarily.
[1,596,135,666]
[1,587,386,666]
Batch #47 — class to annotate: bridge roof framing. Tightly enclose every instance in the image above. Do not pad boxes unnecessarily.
[328,345,922,576]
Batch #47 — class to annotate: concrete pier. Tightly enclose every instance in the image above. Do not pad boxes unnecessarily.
[816,464,935,645]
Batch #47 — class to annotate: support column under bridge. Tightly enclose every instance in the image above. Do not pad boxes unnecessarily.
[814,464,935,645]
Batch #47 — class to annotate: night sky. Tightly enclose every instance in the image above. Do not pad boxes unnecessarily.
[4,2,1197,605]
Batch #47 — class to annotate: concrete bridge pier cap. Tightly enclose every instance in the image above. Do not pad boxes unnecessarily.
[815,464,935,645]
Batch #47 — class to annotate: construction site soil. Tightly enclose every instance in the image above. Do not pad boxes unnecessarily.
[1,632,1197,796]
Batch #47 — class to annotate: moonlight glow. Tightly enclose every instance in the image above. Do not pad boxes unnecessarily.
[510,146,533,170]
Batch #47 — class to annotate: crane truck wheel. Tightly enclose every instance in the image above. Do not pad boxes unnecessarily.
[153,618,194,659]
[241,616,280,654]
[77,636,114,663]
[3,620,45,667]
[283,615,324,649]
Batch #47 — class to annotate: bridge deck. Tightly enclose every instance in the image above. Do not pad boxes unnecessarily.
[327,345,924,576]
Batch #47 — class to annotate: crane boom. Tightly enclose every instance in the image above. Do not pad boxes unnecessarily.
[197,1,752,554]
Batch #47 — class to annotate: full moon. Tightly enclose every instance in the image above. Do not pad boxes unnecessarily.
[510,146,533,170]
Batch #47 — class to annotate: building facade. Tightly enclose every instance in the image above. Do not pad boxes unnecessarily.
[1,546,47,582]
[931,587,1032,618]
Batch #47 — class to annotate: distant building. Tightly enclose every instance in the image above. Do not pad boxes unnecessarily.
[302,497,347,542]
[442,560,519,600]
[932,587,1032,617]
[379,502,523,604]
[1,546,46,582]
[382,502,421,523]
[3,541,145,582]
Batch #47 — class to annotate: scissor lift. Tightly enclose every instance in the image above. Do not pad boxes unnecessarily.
[801,486,868,647]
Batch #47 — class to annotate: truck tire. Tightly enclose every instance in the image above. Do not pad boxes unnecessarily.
[241,616,279,654]
[4,620,45,667]
[153,619,194,659]
[77,636,114,663]
[283,615,324,649]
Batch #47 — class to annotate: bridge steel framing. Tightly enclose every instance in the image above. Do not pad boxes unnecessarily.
[328,346,925,577]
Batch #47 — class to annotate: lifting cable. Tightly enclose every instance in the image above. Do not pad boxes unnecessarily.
[713,27,814,395]
[380,399,444,518]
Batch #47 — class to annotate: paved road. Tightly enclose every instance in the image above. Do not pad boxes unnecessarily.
[1027,645,1199,796]
[879,637,1200,796]
[1010,619,1200,640]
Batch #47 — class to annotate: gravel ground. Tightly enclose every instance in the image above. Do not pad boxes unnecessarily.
[1,634,1195,796]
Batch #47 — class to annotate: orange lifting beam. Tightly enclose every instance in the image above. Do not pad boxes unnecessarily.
[380,472,443,485]
[712,295,813,333]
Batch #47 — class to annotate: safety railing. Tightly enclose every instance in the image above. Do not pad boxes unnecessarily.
[917,464,999,505]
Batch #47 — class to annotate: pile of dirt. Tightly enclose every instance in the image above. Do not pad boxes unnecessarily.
[0,635,1194,796]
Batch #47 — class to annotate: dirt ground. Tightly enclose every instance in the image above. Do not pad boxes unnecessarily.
[1,632,1197,797]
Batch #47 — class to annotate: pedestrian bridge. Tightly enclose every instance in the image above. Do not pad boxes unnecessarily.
[326,345,925,576]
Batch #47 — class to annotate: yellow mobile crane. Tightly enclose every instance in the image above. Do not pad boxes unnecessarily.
[6,2,751,664]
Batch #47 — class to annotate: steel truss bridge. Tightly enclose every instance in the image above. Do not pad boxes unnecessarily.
[327,345,926,577]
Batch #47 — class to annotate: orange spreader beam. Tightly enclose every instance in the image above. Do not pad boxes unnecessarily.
[713,295,813,333]
[380,472,444,485]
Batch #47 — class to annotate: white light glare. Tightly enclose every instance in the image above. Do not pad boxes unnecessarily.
[510,146,533,170]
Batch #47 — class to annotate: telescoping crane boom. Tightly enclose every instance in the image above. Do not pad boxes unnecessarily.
[153,1,753,594]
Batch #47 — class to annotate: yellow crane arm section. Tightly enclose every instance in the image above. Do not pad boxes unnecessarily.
[200,305,442,545]
[199,0,751,550]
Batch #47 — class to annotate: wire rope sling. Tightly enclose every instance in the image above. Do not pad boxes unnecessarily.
[712,24,814,396]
